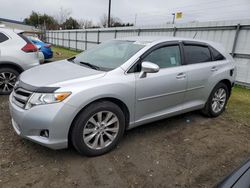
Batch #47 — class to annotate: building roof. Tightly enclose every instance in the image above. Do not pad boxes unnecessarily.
[0,17,31,26]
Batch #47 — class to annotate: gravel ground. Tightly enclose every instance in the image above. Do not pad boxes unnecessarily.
[1,87,250,188]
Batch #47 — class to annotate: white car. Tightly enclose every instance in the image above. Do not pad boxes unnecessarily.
[0,28,40,94]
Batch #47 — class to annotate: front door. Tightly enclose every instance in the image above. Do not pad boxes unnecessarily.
[135,44,187,123]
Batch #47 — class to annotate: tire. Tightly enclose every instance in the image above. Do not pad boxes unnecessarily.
[71,101,126,156]
[202,82,229,117]
[0,68,19,95]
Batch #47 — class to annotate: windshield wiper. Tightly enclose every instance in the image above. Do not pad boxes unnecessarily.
[79,62,100,70]
[67,56,76,62]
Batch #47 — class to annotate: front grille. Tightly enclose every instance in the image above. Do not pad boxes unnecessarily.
[12,88,33,109]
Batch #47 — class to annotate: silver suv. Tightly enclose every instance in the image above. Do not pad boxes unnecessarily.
[9,37,236,156]
[0,28,40,94]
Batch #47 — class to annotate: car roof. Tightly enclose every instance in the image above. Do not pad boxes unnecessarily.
[117,36,221,47]
[0,27,23,34]
[116,36,227,55]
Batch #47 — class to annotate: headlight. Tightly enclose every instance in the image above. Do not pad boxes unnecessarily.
[25,92,71,110]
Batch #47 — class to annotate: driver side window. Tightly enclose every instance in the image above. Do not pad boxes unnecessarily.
[143,45,181,68]
[128,45,181,73]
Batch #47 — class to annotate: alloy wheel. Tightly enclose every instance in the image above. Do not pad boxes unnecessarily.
[0,72,17,93]
[211,88,227,113]
[83,111,120,150]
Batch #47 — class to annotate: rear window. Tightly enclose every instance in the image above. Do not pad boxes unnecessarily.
[0,32,9,43]
[210,47,225,61]
[17,33,32,44]
[184,45,212,64]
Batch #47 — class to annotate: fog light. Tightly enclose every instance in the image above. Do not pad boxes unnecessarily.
[40,130,49,138]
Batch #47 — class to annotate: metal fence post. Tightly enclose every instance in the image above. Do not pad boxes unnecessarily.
[232,24,241,57]
[75,30,78,51]
[68,31,70,49]
[53,32,54,44]
[57,32,59,46]
[97,30,100,44]
[173,27,177,37]
[138,29,141,36]
[114,30,117,38]
[62,31,64,47]
[85,31,88,50]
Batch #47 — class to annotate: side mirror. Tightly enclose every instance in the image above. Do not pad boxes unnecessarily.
[139,62,159,78]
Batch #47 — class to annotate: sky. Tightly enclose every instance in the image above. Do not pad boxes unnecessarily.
[1,0,250,26]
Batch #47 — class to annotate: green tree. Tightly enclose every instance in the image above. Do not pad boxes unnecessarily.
[62,17,80,29]
[24,11,59,30]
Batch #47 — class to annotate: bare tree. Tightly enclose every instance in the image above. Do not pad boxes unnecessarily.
[78,19,94,29]
[100,14,122,27]
[55,7,72,25]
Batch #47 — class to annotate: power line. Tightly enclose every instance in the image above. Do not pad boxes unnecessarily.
[132,0,233,16]
[121,0,249,21]
[122,4,250,25]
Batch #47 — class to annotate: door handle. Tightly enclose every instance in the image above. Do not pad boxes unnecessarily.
[176,73,186,79]
[211,66,218,72]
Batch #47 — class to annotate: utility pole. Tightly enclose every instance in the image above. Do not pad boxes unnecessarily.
[172,13,175,24]
[108,0,111,27]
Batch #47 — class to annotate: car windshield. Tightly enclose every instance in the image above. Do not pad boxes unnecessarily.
[73,40,145,71]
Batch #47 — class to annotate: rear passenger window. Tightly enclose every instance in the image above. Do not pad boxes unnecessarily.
[143,45,181,68]
[210,47,225,61]
[0,32,9,43]
[184,45,211,64]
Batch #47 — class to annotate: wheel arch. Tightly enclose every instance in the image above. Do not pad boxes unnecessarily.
[68,97,130,146]
[218,79,233,96]
[0,61,24,73]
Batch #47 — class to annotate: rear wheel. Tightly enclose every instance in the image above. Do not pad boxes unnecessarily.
[0,68,19,95]
[202,82,229,117]
[71,101,126,156]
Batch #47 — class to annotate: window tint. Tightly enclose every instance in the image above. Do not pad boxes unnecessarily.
[184,45,211,64]
[143,45,181,68]
[0,32,9,43]
[210,47,225,61]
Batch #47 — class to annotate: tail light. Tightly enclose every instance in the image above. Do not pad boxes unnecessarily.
[44,44,52,48]
[21,43,38,53]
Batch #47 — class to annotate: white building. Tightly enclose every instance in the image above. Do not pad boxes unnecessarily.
[0,17,37,31]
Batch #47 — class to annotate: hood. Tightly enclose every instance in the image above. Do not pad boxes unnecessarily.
[20,60,105,87]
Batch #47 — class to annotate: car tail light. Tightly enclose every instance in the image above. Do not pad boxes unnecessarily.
[44,44,51,48]
[21,43,38,53]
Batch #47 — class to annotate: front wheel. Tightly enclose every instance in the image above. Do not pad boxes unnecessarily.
[0,68,19,95]
[71,101,126,156]
[202,82,229,117]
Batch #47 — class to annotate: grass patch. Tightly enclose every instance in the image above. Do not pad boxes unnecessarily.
[51,46,81,61]
[226,85,250,126]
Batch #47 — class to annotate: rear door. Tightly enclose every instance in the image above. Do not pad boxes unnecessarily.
[134,42,188,123]
[181,41,226,107]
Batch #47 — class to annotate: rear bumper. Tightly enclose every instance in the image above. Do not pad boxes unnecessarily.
[22,59,40,71]
[41,48,53,59]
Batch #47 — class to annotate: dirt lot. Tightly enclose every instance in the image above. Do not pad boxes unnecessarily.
[1,47,250,188]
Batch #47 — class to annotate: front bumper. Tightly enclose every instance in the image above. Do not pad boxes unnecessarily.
[9,93,78,149]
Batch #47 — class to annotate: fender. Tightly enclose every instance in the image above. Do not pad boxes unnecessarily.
[0,61,24,73]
